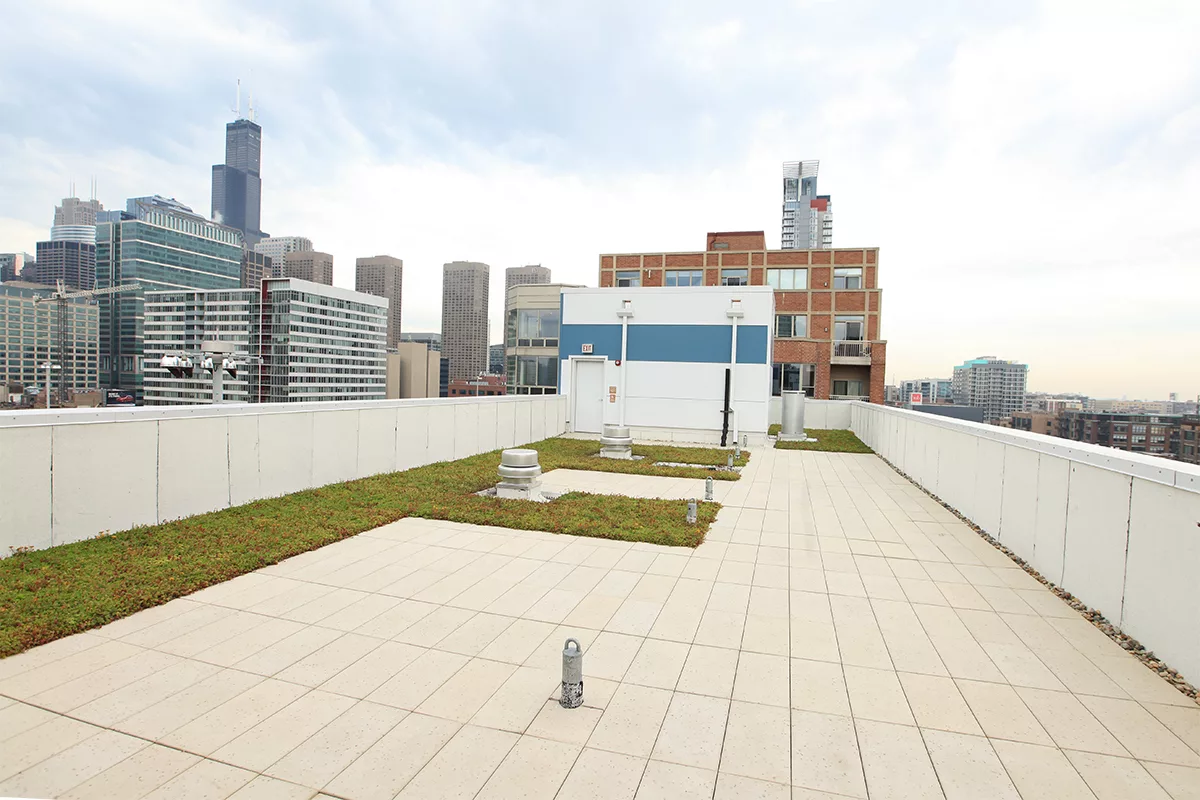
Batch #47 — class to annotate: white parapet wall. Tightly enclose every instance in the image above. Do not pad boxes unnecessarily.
[0,395,569,555]
[767,397,853,430]
[850,402,1200,686]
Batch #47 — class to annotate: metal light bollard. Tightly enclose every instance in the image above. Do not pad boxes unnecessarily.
[687,499,698,525]
[726,453,733,468]
[561,638,584,708]
[734,441,741,459]
[705,476,714,501]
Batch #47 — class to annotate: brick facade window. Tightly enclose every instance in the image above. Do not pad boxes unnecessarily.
[665,269,703,287]
[615,271,640,287]
[766,268,807,290]
[720,269,748,286]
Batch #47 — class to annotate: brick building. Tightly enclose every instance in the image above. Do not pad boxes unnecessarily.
[1180,415,1199,464]
[597,231,885,402]
[448,374,507,397]
[1011,411,1058,437]
[1057,411,1181,458]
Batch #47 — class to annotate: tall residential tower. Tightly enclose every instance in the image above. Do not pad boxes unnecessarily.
[355,255,403,347]
[505,264,551,293]
[441,261,490,381]
[781,160,832,249]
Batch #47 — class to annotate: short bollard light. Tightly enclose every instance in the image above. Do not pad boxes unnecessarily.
[741,433,748,449]
[726,453,734,468]
[705,476,714,501]
[734,441,741,459]
[561,638,584,709]
[687,498,698,524]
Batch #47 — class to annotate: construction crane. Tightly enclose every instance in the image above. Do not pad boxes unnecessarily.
[33,279,140,404]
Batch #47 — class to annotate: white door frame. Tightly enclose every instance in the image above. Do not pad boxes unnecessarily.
[568,356,607,433]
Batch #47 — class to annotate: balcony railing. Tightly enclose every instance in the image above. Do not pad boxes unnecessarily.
[832,340,871,359]
[830,394,869,401]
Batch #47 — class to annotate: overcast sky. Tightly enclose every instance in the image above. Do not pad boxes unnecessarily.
[1,0,1197,399]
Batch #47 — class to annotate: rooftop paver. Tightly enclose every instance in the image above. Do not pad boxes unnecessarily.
[2,446,1198,799]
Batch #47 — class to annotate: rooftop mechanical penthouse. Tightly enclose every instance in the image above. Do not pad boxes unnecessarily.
[598,231,885,403]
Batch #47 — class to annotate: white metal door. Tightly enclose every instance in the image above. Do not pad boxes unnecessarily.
[573,360,605,433]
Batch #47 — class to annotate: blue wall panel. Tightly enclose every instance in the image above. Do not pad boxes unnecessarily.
[560,323,770,365]
[559,324,623,360]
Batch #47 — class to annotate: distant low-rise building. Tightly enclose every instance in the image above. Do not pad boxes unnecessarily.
[1058,410,1181,458]
[448,374,507,397]
[1180,415,1199,464]
[386,342,442,399]
[899,378,952,404]
[0,252,36,283]
[400,332,441,352]
[254,236,313,264]
[1011,411,1058,437]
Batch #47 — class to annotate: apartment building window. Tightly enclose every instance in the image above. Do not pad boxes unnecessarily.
[771,363,815,397]
[834,315,864,341]
[665,269,703,287]
[766,268,807,290]
[834,268,862,289]
[775,314,808,338]
[720,269,748,286]
[1186,430,1197,441]
[1132,435,1146,444]
[832,380,865,398]
[1132,424,1146,434]
[615,271,640,287]
[515,355,558,395]
[516,309,559,347]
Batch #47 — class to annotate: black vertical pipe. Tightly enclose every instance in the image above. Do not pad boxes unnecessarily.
[720,368,731,447]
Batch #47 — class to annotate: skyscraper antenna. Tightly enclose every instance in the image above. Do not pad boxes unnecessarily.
[234,78,241,119]
[249,88,255,123]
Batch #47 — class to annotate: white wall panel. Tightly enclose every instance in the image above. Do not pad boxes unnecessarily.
[1030,455,1069,584]
[227,415,261,506]
[476,401,499,454]
[427,404,455,463]
[514,400,532,445]
[0,426,51,552]
[496,402,517,450]
[529,397,547,443]
[158,417,231,523]
[997,445,1039,556]
[395,405,429,470]
[452,403,480,460]
[1122,479,1200,682]
[52,421,158,546]
[357,407,397,477]
[972,438,1005,536]
[1061,463,1132,626]
[259,412,316,499]
[312,410,359,487]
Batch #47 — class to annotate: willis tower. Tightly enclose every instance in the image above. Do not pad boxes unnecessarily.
[212,86,268,247]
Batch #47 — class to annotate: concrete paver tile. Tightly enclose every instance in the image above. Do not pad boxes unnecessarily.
[990,740,1097,800]
[651,692,729,770]
[476,735,579,799]
[635,760,716,799]
[557,748,646,800]
[720,700,791,785]
[265,700,405,789]
[587,683,673,758]
[791,710,868,799]
[324,712,460,800]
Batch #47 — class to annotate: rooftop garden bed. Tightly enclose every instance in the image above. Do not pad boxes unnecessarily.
[0,436,734,657]
[771,427,874,453]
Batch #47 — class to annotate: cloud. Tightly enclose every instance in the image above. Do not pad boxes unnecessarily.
[1,0,1197,399]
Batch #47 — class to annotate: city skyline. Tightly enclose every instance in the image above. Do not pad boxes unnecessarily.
[0,2,1197,398]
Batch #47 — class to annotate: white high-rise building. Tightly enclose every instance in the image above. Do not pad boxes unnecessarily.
[952,357,1028,422]
[254,236,314,267]
[143,278,388,405]
[781,160,832,249]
